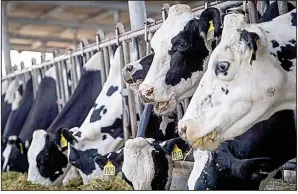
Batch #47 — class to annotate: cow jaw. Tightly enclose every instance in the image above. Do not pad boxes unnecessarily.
[153,95,177,115]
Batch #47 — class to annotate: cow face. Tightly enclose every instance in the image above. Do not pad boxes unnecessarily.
[178,11,297,150]
[122,53,154,90]
[27,129,69,186]
[2,136,28,172]
[139,5,222,115]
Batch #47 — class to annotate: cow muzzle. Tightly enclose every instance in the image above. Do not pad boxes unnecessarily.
[139,84,155,103]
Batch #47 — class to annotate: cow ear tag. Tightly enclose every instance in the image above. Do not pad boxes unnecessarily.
[60,134,68,148]
[172,144,184,161]
[19,143,24,154]
[207,21,215,41]
[104,161,115,176]
[249,39,259,65]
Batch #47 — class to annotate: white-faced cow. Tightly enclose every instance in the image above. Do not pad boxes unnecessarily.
[27,51,104,186]
[3,67,59,172]
[178,10,297,150]
[138,5,222,115]
[61,47,125,184]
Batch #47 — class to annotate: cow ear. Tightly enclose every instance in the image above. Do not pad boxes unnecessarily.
[15,138,25,154]
[61,128,78,146]
[162,137,190,154]
[199,7,222,39]
[94,155,107,168]
[239,29,260,65]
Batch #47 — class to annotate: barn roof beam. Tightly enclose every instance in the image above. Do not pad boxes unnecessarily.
[10,33,74,43]
[14,1,164,14]
[8,17,114,30]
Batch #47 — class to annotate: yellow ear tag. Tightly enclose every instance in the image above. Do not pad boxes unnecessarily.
[171,144,184,161]
[19,143,24,154]
[249,40,259,65]
[207,21,215,41]
[104,161,115,176]
[60,134,68,148]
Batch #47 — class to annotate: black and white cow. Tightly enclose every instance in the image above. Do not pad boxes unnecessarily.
[178,10,297,150]
[61,47,125,184]
[27,52,104,186]
[1,79,22,133]
[2,79,33,171]
[188,110,296,190]
[1,79,9,126]
[2,66,59,172]
[138,5,221,115]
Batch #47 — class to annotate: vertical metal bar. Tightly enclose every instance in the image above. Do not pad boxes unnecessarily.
[31,59,38,99]
[58,60,67,107]
[247,1,258,23]
[2,2,12,75]
[54,62,63,112]
[96,32,107,87]
[278,1,288,15]
[243,1,250,23]
[257,1,268,16]
[103,47,110,79]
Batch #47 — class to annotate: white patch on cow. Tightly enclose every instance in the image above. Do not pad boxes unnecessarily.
[84,52,102,71]
[8,135,17,141]
[2,80,9,95]
[11,90,23,111]
[62,166,81,186]
[27,130,70,186]
[122,137,156,190]
[179,10,297,149]
[160,116,174,135]
[4,80,19,104]
[188,149,210,190]
[68,48,124,184]
[2,142,12,171]
[45,66,57,80]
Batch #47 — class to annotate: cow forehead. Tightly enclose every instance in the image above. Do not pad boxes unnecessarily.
[150,12,193,52]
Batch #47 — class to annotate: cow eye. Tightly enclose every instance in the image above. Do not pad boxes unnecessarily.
[216,61,230,73]
[177,42,189,50]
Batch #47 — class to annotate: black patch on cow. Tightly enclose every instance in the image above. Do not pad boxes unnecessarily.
[271,40,279,48]
[36,134,68,182]
[106,86,118,96]
[289,39,296,45]
[150,144,169,190]
[132,53,154,80]
[94,149,123,174]
[69,147,99,175]
[266,31,269,33]
[90,105,107,123]
[101,118,123,139]
[74,131,81,138]
[166,19,209,86]
[102,135,107,140]
[221,87,229,95]
[276,43,296,71]
[291,12,296,26]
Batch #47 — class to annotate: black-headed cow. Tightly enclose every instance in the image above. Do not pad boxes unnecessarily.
[178,10,297,150]
[138,5,221,115]
[61,47,124,184]
[27,52,104,186]
[3,67,59,172]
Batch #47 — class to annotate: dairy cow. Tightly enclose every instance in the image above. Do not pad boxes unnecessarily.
[27,52,104,186]
[2,67,59,172]
[61,47,125,184]
[178,10,297,150]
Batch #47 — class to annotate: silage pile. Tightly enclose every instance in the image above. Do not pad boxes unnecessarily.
[2,172,132,190]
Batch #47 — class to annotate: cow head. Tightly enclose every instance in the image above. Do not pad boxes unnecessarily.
[138,5,222,115]
[27,129,70,186]
[178,11,297,150]
[122,137,190,190]
[122,53,154,90]
[188,148,276,190]
[2,136,28,172]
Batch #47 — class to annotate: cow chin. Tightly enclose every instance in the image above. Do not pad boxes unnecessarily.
[153,96,177,115]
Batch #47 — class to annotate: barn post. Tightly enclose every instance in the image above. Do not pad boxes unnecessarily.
[127,1,148,138]
[96,30,107,87]
[2,2,12,75]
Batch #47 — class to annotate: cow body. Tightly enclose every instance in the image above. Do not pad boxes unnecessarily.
[27,52,103,186]
[3,67,59,172]
[178,10,297,150]
[62,47,124,184]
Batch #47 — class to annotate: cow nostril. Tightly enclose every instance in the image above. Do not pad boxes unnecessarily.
[181,125,187,133]
[126,65,133,72]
